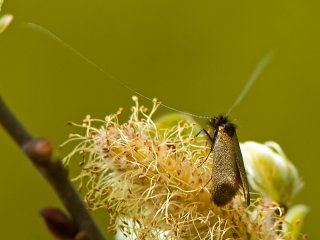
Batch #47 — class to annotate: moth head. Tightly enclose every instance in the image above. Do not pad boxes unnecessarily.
[209,115,229,129]
[209,115,236,137]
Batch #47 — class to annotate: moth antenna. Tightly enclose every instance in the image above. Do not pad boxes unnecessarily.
[226,51,273,115]
[24,22,212,119]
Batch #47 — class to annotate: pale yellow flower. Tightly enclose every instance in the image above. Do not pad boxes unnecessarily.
[63,97,304,240]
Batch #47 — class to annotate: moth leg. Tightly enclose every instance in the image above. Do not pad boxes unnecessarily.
[195,128,213,141]
[196,175,212,196]
[197,129,217,167]
[203,175,213,188]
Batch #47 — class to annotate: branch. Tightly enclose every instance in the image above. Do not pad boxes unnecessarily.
[0,96,105,240]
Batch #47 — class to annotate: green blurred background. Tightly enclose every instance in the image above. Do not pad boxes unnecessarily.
[1,0,319,239]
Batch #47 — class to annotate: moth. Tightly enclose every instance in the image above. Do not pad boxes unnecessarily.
[197,53,272,206]
[204,115,250,206]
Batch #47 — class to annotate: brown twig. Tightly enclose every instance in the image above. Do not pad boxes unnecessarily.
[0,96,105,240]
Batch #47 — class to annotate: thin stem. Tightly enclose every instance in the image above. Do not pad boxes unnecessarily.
[0,96,105,240]
[0,96,32,146]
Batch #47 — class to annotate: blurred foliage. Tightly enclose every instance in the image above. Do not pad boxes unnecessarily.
[0,0,12,33]
[1,0,319,239]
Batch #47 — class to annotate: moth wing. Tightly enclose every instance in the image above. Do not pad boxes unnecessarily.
[212,130,240,206]
[232,133,250,206]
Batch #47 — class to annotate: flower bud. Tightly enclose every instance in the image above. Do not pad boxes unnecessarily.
[241,141,303,206]
[284,204,309,239]
[0,14,13,33]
